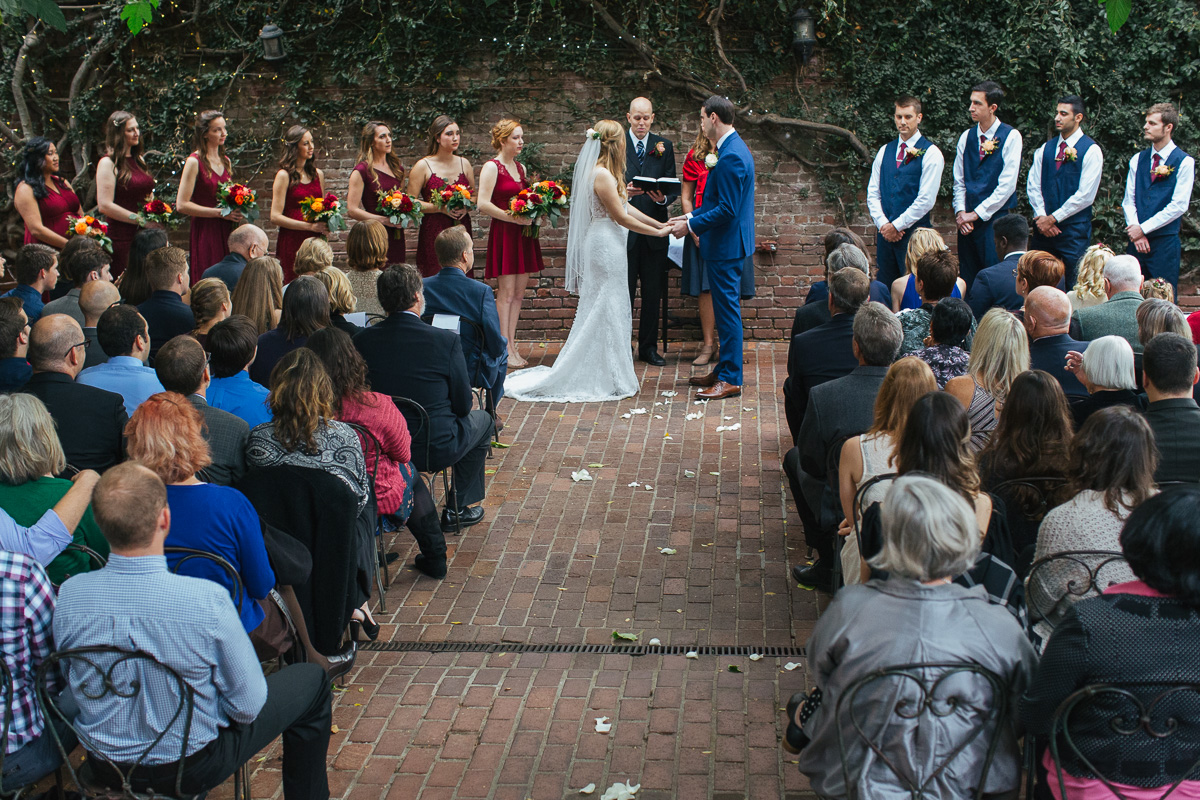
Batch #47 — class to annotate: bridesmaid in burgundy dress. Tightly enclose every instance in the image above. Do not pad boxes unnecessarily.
[96,110,156,276]
[478,118,542,368]
[177,110,243,284]
[270,125,328,283]
[14,137,83,250]
[347,120,406,265]
[408,115,476,278]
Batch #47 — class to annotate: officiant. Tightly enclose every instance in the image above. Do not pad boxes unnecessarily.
[625,96,678,366]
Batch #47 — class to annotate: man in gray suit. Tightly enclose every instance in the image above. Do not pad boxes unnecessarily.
[154,334,248,486]
[786,303,903,591]
[1069,253,1144,352]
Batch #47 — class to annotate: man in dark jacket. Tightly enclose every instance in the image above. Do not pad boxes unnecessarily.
[137,246,194,362]
[968,214,1029,320]
[1025,286,1089,400]
[1142,332,1200,484]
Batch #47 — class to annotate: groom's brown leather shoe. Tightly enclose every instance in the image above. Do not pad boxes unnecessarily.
[688,371,719,388]
[696,381,741,400]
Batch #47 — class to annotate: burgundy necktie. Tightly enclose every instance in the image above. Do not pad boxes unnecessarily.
[1151,152,1162,183]
[1055,140,1067,171]
[896,142,907,168]
[978,135,988,160]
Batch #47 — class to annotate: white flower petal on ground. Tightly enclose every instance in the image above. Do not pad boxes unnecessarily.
[683,470,696,478]
[600,783,640,800]
[749,654,763,661]
[621,413,631,419]
[648,637,661,646]
[594,717,612,733]
[571,469,593,482]
[630,408,648,415]
[715,423,741,432]
[661,390,678,397]
[579,784,597,795]
[628,481,640,488]
[685,651,699,659]
[644,484,653,490]
[659,547,677,555]
[784,662,802,671]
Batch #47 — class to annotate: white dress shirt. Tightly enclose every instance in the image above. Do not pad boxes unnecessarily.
[866,131,945,232]
[629,130,650,158]
[1122,140,1196,234]
[1026,128,1104,221]
[952,118,1024,221]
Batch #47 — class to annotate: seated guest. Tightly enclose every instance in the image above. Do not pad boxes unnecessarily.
[115,227,168,306]
[137,246,193,360]
[200,224,268,292]
[803,227,887,308]
[890,228,965,312]
[1134,298,1194,394]
[307,327,447,578]
[206,315,272,427]
[1,245,57,324]
[229,256,284,336]
[784,267,870,443]
[915,297,972,388]
[795,475,1035,798]
[967,213,1028,319]
[0,298,31,392]
[1028,406,1150,640]
[788,304,903,591]
[54,462,333,800]
[77,304,163,416]
[78,279,120,370]
[313,266,361,337]
[1021,488,1200,798]
[1012,249,1067,319]
[0,393,109,584]
[1065,335,1145,426]
[1068,253,1144,351]
[22,315,126,472]
[897,249,976,356]
[248,275,329,387]
[422,225,508,401]
[1025,285,1089,400]
[354,264,493,533]
[344,220,389,317]
[50,235,102,301]
[189,277,231,347]
[946,308,1029,451]
[287,237,334,289]
[42,246,112,326]
[0,469,99,565]
[791,244,872,338]
[154,335,247,486]
[1141,332,1200,484]
[1141,276,1174,303]
[1066,243,1112,311]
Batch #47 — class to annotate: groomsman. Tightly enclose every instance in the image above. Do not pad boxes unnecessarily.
[952,81,1023,287]
[1027,95,1103,288]
[1122,103,1194,295]
[866,95,945,286]
[624,96,678,366]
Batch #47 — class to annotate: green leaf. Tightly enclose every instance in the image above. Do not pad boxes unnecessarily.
[612,631,638,641]
[1102,0,1132,33]
[20,0,66,30]
[728,665,742,673]
[119,0,161,34]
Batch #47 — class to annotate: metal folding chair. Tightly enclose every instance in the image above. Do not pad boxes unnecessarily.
[342,421,391,612]
[1024,550,1129,638]
[391,396,460,535]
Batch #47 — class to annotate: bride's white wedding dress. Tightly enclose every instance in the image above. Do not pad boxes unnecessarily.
[504,151,639,403]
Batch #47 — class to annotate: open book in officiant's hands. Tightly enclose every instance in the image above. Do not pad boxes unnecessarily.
[630,176,681,193]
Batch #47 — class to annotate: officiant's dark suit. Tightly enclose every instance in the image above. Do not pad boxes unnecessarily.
[625,130,678,363]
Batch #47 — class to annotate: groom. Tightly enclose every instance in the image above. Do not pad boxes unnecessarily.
[670,95,756,400]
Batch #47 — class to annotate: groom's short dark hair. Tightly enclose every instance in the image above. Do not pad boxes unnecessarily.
[703,95,735,125]
[378,263,423,314]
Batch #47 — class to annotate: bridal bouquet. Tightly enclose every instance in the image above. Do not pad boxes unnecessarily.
[216,181,260,222]
[508,179,569,238]
[138,193,182,228]
[67,215,113,253]
[300,192,346,233]
[377,189,423,239]
[430,182,475,214]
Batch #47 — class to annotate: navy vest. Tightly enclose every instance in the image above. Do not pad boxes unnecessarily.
[1133,146,1188,238]
[1040,134,1096,227]
[879,135,934,226]
[963,123,1018,212]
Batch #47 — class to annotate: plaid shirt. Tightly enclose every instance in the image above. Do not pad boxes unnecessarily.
[0,551,59,754]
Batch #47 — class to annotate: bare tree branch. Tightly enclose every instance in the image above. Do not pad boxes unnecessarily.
[707,0,746,95]
[11,25,39,139]
[67,24,122,175]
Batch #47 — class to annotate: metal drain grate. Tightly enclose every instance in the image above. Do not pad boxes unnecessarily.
[360,641,805,657]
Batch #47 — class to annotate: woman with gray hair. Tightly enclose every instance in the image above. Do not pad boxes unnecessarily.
[792,475,1037,799]
[1135,298,1197,397]
[0,393,109,583]
[1064,334,1145,426]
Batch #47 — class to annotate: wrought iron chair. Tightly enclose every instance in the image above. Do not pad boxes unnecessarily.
[342,421,391,612]
[990,476,1068,575]
[391,396,459,535]
[844,472,898,587]
[1048,682,1200,800]
[821,434,852,593]
[365,313,386,328]
[50,543,109,591]
[162,547,246,616]
[1024,550,1129,638]
[36,646,251,800]
[836,661,1012,799]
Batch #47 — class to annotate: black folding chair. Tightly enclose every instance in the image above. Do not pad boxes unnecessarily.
[821,435,852,593]
[1024,550,1129,638]
[163,546,246,616]
[845,472,898,587]
[36,646,251,800]
[836,661,1012,799]
[365,313,386,327]
[342,421,391,612]
[50,543,109,591]
[990,477,1068,574]
[391,396,460,535]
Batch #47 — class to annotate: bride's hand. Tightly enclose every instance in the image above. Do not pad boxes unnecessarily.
[653,223,672,237]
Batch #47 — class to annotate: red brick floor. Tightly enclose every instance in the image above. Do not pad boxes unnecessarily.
[246,340,825,799]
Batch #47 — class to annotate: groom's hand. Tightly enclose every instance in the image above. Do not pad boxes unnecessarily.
[669,219,690,238]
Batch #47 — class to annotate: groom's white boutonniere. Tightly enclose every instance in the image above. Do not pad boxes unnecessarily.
[704,153,718,169]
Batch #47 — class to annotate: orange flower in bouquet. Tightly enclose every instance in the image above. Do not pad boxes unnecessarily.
[216,181,260,222]
[507,180,569,238]
[300,192,346,233]
[67,215,113,253]
[377,189,423,240]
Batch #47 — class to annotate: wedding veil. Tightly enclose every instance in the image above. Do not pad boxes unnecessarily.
[564,132,601,295]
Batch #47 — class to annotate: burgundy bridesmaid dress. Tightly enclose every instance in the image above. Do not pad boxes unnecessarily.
[108,162,156,276]
[187,153,234,285]
[416,167,473,278]
[23,176,80,248]
[484,159,543,280]
[353,162,406,266]
[275,177,323,283]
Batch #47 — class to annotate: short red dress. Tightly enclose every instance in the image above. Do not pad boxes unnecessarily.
[484,159,542,279]
[352,162,406,266]
[276,175,323,283]
[108,161,156,276]
[187,153,233,285]
[416,160,473,278]
[23,176,80,248]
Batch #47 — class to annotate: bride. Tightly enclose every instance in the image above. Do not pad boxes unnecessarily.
[505,120,669,403]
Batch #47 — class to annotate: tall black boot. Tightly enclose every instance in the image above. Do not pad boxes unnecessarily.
[407,509,447,578]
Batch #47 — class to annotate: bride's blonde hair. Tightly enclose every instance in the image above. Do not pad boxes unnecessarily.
[594,120,627,201]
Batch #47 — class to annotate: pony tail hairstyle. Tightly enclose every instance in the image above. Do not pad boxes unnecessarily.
[593,119,627,201]
[104,110,145,185]
[192,110,230,180]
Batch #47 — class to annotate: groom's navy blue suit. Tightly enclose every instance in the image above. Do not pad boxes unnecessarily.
[689,130,755,385]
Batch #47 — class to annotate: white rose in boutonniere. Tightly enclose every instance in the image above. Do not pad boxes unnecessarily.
[652,141,666,158]
[905,147,925,164]
[1152,163,1175,181]
[704,153,718,169]
[1058,145,1078,163]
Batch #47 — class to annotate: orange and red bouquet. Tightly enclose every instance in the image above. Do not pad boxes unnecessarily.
[377,189,423,239]
[507,179,568,238]
[138,192,182,228]
[300,192,346,233]
[430,182,475,214]
[216,181,260,222]
[66,215,113,253]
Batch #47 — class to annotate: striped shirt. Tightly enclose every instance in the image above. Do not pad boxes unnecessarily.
[0,551,59,753]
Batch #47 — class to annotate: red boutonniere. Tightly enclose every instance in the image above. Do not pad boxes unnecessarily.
[980,137,999,158]
[652,141,666,158]
[1057,145,1078,164]
[905,147,926,165]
